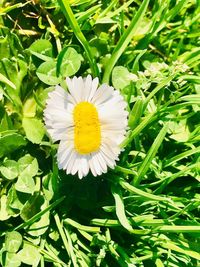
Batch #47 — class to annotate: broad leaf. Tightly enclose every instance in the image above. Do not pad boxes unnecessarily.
[15,175,35,194]
[17,243,41,266]
[29,39,53,58]
[112,66,137,90]
[0,133,27,158]
[18,154,38,178]
[0,195,10,221]
[22,117,45,144]
[36,60,61,85]
[57,47,83,77]
[0,160,18,180]
[1,251,21,267]
[5,231,22,253]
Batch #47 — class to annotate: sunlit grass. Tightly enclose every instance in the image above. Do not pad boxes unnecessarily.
[0,0,200,266]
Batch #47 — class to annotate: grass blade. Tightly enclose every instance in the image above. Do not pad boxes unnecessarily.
[134,123,168,186]
[111,184,134,233]
[143,76,173,109]
[118,178,170,202]
[155,225,200,233]
[128,98,144,129]
[178,94,200,103]
[155,162,200,193]
[0,73,16,89]
[58,0,99,77]
[160,240,200,261]
[102,0,150,83]
[121,112,156,148]
[64,218,100,233]
[13,196,65,232]
[76,4,101,24]
[164,146,200,167]
[54,213,71,263]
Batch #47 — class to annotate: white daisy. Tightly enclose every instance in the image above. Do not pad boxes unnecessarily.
[44,75,128,179]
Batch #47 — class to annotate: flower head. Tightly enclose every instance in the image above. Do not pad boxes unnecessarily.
[44,75,128,178]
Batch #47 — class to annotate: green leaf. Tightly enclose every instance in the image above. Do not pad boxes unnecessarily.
[23,98,37,118]
[64,218,100,233]
[20,193,44,221]
[27,211,50,237]
[121,112,155,148]
[118,178,170,202]
[134,123,168,186]
[160,240,200,261]
[0,111,14,132]
[29,39,53,58]
[0,73,16,89]
[155,258,165,267]
[18,154,38,178]
[36,60,61,85]
[58,0,99,77]
[22,117,45,144]
[7,186,26,211]
[111,184,134,233]
[2,252,21,267]
[0,195,10,221]
[0,132,27,158]
[5,231,22,253]
[27,200,50,236]
[14,196,65,231]
[76,4,101,24]
[15,175,35,194]
[0,160,18,180]
[112,66,137,90]
[103,0,150,83]
[0,58,27,105]
[168,120,190,142]
[42,174,54,201]
[143,76,174,109]
[164,146,200,167]
[0,2,28,15]
[179,94,200,104]
[17,243,41,266]
[128,98,143,129]
[57,47,82,77]
[30,51,53,62]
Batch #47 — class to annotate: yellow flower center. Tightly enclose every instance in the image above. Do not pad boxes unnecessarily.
[73,102,101,154]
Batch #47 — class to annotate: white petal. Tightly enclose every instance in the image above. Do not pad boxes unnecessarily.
[84,75,93,101]
[89,153,103,176]
[66,76,82,103]
[80,156,90,177]
[89,156,97,176]
[87,77,99,101]
[57,142,74,169]
[47,128,65,142]
[71,157,80,175]
[78,169,84,179]
[72,155,90,179]
[66,151,77,174]
[44,86,75,143]
[100,142,119,161]
[76,76,85,101]
[96,152,107,173]
[99,146,116,169]
[91,84,113,105]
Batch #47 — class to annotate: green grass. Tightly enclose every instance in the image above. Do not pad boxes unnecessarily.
[0,0,200,266]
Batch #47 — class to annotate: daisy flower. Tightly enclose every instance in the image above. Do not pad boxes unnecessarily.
[44,75,128,179]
